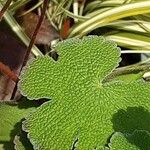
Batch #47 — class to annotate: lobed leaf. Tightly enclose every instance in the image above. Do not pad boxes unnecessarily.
[19,36,150,149]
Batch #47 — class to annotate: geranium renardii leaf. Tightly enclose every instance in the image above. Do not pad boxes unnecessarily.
[19,36,150,149]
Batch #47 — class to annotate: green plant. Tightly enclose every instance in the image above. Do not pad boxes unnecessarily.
[107,130,150,150]
[1,0,150,52]
[1,36,150,149]
[0,0,150,149]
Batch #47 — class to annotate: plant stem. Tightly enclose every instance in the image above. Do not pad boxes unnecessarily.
[0,2,43,57]
[22,0,49,67]
[11,0,49,99]
[0,0,12,20]
[0,62,18,82]
[121,50,150,54]
[105,64,150,82]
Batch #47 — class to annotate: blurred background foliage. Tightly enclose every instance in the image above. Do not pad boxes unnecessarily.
[0,0,150,52]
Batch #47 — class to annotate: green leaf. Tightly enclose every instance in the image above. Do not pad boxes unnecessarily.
[19,36,120,99]
[0,99,37,149]
[14,132,33,150]
[19,36,150,149]
[107,130,150,150]
[105,32,150,50]
[69,1,150,37]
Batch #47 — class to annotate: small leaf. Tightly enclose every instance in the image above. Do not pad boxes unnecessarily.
[19,36,150,149]
[14,132,33,150]
[107,130,150,150]
[0,99,37,149]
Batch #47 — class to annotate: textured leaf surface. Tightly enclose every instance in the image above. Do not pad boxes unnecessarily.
[19,36,150,149]
[107,130,150,150]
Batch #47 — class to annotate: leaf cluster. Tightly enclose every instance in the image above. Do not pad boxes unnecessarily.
[15,36,150,149]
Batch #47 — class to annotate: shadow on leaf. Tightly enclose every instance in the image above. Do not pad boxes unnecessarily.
[0,119,33,150]
[112,106,150,133]
[126,130,150,150]
[0,121,22,150]
[111,106,150,149]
